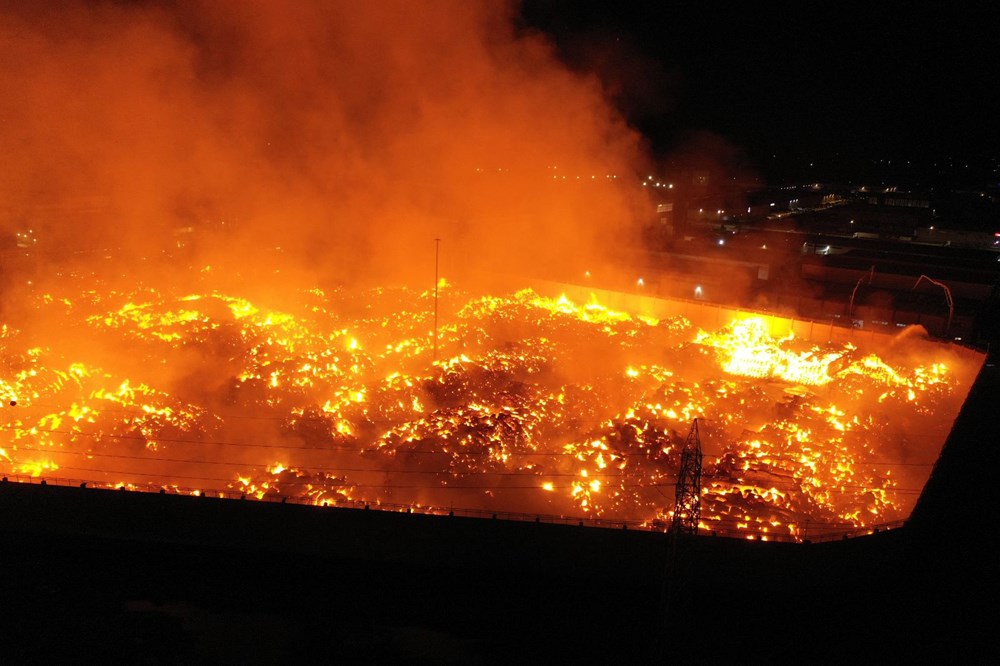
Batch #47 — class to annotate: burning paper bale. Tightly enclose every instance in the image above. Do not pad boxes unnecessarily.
[0,279,979,539]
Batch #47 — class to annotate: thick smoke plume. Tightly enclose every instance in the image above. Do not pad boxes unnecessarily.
[4,3,972,534]
[1,0,648,286]
[0,0,657,518]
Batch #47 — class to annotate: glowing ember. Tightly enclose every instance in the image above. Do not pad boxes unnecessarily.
[0,278,979,539]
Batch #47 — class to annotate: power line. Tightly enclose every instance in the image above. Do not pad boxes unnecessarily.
[3,469,925,510]
[3,453,931,495]
[9,446,642,477]
[4,444,937,493]
[20,466,641,489]
[0,424,940,466]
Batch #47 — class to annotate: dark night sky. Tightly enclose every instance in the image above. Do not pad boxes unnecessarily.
[520,0,1000,187]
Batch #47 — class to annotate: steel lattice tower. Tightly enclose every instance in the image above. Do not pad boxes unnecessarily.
[671,418,703,535]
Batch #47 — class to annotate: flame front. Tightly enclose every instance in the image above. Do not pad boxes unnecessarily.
[0,279,975,539]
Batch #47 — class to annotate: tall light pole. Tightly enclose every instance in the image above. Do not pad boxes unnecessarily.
[433,237,441,361]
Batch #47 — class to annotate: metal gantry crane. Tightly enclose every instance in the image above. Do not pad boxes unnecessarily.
[670,418,703,535]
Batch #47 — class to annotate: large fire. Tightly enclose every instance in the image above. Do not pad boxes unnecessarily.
[0,276,978,540]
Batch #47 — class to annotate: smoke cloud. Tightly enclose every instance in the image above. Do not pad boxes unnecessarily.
[1,0,649,287]
[4,2,971,534]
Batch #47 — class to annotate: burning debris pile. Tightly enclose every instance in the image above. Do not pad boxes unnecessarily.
[0,279,977,539]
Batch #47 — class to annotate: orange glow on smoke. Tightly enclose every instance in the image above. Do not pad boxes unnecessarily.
[0,2,982,541]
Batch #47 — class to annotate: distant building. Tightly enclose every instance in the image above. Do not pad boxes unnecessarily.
[864,190,931,209]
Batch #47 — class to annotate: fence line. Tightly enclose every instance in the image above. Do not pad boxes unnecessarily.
[0,473,904,544]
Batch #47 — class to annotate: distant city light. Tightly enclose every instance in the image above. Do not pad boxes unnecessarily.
[636,277,645,287]
[694,285,703,298]
[718,239,725,246]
